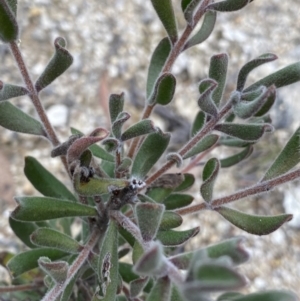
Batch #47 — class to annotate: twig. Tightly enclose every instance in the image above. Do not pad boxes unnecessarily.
[175,168,300,215]
[0,281,44,293]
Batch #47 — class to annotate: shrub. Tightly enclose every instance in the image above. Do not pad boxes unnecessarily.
[0,0,299,300]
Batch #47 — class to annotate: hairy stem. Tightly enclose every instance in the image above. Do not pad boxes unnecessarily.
[128,1,211,159]
[175,168,300,215]
[42,228,101,301]
[9,41,69,174]
[146,101,232,186]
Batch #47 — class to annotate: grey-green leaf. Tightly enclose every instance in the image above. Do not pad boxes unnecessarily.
[150,0,178,44]
[9,217,38,248]
[215,123,273,142]
[11,196,98,222]
[159,211,183,230]
[220,146,253,168]
[135,203,165,241]
[207,0,250,12]
[109,92,125,123]
[35,37,73,92]
[183,134,219,159]
[146,37,172,98]
[121,120,156,141]
[7,248,68,278]
[244,62,300,92]
[24,156,77,202]
[0,0,18,42]
[237,53,278,91]
[175,173,195,192]
[131,130,171,179]
[157,227,199,246]
[148,72,176,106]
[234,85,276,119]
[262,127,300,181]
[0,82,29,101]
[0,101,46,136]
[215,206,292,235]
[163,193,194,210]
[209,53,228,106]
[146,276,171,301]
[201,158,220,203]
[186,10,217,49]
[197,79,218,116]
[30,228,82,254]
[191,111,206,136]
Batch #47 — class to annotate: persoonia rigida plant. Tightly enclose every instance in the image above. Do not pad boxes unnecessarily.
[0,0,299,300]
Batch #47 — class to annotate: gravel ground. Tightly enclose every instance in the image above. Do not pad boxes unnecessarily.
[0,0,299,297]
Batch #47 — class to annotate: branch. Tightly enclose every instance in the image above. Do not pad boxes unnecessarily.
[176,168,300,215]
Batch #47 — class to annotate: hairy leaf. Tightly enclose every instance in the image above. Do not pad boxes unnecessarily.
[163,193,194,210]
[109,92,125,123]
[146,276,171,301]
[157,227,199,246]
[35,37,73,91]
[0,0,18,42]
[207,0,250,12]
[0,82,28,101]
[0,101,46,136]
[215,206,292,235]
[159,211,183,230]
[220,146,253,168]
[175,173,195,192]
[121,119,156,141]
[191,111,206,136]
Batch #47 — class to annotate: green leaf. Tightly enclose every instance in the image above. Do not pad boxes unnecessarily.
[262,127,300,181]
[157,227,199,246]
[148,73,176,106]
[98,221,119,301]
[163,193,194,210]
[220,146,253,168]
[73,171,128,196]
[6,0,17,16]
[35,37,73,92]
[201,158,220,203]
[0,101,46,136]
[182,0,202,25]
[209,53,228,106]
[228,290,298,301]
[244,62,300,92]
[112,111,130,139]
[131,130,171,179]
[24,156,77,202]
[234,85,276,119]
[159,211,183,230]
[0,82,28,101]
[133,242,164,276]
[150,0,178,44]
[197,79,218,116]
[207,0,250,12]
[0,0,18,42]
[146,37,171,98]
[11,196,97,222]
[215,206,293,235]
[215,123,273,142]
[7,248,68,277]
[174,173,195,192]
[183,134,219,159]
[191,111,206,136]
[109,92,124,123]
[170,236,249,269]
[135,203,165,241]
[130,277,149,298]
[219,137,251,148]
[182,263,246,296]
[30,228,82,254]
[237,53,278,91]
[146,276,171,301]
[147,187,173,203]
[121,119,156,141]
[9,217,38,248]
[38,257,68,283]
[119,262,139,283]
[217,292,243,301]
[186,10,217,49]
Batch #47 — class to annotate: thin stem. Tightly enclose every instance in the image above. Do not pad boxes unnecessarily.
[175,168,300,216]
[146,101,232,186]
[0,281,44,293]
[42,228,101,301]
[129,1,211,160]
[9,41,69,174]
